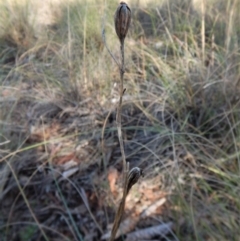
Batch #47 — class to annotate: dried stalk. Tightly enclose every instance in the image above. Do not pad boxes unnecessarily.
[102,2,143,241]
[114,1,131,187]
[117,39,128,188]
[109,167,143,241]
[110,3,131,240]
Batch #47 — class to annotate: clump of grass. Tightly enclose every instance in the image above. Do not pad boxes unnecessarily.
[0,0,36,62]
[127,1,240,240]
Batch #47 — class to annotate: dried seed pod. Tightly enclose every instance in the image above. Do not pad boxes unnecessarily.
[126,167,143,194]
[114,2,131,43]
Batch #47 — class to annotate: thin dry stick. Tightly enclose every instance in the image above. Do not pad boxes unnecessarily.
[201,0,205,62]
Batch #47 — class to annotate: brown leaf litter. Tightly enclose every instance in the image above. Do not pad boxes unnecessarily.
[1,90,177,241]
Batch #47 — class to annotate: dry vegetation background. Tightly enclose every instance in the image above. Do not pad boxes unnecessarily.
[0,0,240,240]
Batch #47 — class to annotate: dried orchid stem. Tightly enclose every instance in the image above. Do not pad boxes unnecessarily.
[105,3,142,241]
[114,1,131,182]
[110,3,131,240]
[109,197,126,241]
[109,167,143,241]
[116,40,128,186]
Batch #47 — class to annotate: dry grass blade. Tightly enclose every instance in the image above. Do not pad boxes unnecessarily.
[0,165,11,196]
[79,188,103,234]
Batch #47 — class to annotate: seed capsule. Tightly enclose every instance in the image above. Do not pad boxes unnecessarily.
[126,167,143,194]
[114,2,131,43]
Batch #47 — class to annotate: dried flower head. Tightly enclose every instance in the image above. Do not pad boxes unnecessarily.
[114,2,131,43]
[126,167,143,194]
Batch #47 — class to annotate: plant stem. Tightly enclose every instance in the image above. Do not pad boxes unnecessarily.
[109,39,129,241]
[116,40,128,183]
